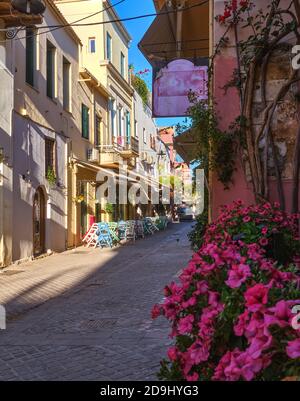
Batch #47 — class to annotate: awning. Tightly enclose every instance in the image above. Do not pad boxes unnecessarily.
[174,128,198,163]
[138,0,209,67]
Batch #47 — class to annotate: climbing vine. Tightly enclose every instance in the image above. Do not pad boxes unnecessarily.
[178,93,239,189]
[213,0,300,212]
[181,1,300,209]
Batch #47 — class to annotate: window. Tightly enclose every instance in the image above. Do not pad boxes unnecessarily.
[88,37,96,53]
[45,138,55,176]
[81,104,90,139]
[134,119,138,138]
[152,137,156,149]
[143,128,146,144]
[109,99,116,139]
[125,111,131,143]
[95,115,101,147]
[26,28,37,87]
[121,52,125,78]
[46,41,56,99]
[118,106,123,138]
[106,32,112,62]
[63,57,71,111]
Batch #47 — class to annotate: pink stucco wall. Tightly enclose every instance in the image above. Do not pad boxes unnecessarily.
[159,128,176,167]
[212,55,255,219]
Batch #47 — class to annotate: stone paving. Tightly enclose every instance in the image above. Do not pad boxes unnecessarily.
[0,223,193,380]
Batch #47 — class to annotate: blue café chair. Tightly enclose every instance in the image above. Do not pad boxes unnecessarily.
[95,222,113,248]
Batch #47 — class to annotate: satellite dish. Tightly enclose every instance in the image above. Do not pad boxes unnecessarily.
[11,0,46,15]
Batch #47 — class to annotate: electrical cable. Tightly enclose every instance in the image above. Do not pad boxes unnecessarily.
[2,0,209,42]
[0,0,125,41]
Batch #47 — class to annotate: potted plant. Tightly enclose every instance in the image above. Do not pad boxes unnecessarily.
[46,167,57,187]
[104,203,114,214]
[74,194,84,204]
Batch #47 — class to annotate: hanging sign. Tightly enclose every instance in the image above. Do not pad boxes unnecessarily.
[153,59,208,118]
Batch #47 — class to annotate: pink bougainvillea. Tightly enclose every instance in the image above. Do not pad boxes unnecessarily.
[216,0,254,23]
[153,202,300,381]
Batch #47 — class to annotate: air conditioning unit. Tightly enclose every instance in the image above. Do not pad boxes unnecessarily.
[87,148,99,162]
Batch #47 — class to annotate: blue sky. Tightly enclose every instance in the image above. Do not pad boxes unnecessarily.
[115,0,185,129]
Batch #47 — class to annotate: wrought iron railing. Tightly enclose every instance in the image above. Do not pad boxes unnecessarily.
[99,137,139,155]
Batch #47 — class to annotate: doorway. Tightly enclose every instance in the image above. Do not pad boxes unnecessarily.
[33,187,46,256]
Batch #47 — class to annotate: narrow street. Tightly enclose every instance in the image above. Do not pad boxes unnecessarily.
[0,223,192,381]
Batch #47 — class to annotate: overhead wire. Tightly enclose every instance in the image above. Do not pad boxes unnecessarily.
[0,0,126,42]
[2,0,209,43]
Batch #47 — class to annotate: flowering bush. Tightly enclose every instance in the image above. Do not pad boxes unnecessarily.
[153,202,300,381]
[216,0,254,24]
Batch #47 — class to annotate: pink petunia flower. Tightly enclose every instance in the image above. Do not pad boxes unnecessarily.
[226,263,252,288]
[167,346,179,361]
[286,339,300,359]
[185,372,199,381]
[151,304,162,319]
[178,314,194,335]
[245,284,269,312]
[259,238,269,247]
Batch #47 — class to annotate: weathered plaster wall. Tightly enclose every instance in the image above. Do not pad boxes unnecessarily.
[212,0,299,218]
[0,25,13,266]
[12,114,67,261]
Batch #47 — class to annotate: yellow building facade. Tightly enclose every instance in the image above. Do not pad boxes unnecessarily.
[56,0,138,225]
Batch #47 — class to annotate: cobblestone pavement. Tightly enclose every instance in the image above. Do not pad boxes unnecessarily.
[0,223,193,380]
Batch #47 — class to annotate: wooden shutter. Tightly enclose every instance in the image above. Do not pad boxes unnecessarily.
[82,104,89,139]
[95,115,101,146]
[126,112,131,144]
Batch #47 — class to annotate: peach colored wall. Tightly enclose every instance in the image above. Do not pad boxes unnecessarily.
[159,128,176,167]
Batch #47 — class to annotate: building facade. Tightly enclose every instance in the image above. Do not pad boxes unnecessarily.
[1,0,110,264]
[56,0,138,224]
[0,1,43,266]
[132,90,159,216]
[8,0,83,261]
[0,0,173,266]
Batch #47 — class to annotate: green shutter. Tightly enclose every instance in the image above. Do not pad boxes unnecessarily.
[107,33,112,61]
[126,112,131,143]
[82,104,89,139]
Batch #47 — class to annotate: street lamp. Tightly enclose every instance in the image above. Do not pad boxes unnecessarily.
[11,0,46,15]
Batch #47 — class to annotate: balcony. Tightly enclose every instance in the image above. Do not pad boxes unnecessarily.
[115,136,139,159]
[99,145,122,168]
[98,137,139,168]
